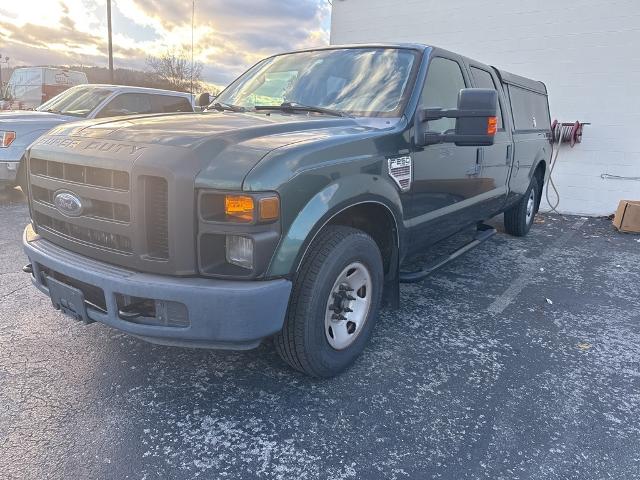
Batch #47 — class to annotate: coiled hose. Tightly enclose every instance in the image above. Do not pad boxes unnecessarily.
[546,121,586,213]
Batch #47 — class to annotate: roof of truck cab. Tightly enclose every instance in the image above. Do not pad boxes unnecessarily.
[70,84,192,97]
[491,69,548,95]
[280,44,547,94]
[280,43,431,54]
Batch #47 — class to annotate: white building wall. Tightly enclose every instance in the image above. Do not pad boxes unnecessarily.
[331,0,640,216]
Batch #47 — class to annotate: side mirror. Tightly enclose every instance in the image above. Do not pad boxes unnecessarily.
[195,92,211,108]
[416,88,498,147]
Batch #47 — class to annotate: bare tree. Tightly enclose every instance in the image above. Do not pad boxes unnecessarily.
[145,50,203,93]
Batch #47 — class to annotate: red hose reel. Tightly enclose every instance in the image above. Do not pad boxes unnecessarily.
[551,120,588,148]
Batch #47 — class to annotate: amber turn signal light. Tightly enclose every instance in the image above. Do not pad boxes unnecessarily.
[0,131,16,148]
[259,196,280,221]
[487,117,498,135]
[225,195,254,222]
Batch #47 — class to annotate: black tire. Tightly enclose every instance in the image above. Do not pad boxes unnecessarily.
[504,174,540,237]
[274,225,383,378]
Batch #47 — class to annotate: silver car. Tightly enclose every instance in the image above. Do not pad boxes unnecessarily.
[0,84,194,189]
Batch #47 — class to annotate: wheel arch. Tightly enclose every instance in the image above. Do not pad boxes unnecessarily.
[532,158,547,211]
[267,176,404,279]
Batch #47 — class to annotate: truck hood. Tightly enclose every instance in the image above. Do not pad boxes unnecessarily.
[0,110,77,135]
[43,111,385,190]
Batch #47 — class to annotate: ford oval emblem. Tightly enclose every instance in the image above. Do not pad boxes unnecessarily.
[53,190,84,217]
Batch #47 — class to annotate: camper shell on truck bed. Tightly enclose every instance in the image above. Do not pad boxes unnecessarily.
[22,44,551,377]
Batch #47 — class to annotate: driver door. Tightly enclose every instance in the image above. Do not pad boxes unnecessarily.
[408,55,484,253]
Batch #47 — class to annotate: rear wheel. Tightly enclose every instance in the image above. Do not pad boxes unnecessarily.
[504,174,540,236]
[274,225,383,377]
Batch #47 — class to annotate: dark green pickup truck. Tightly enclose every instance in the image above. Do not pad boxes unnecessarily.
[23,44,551,377]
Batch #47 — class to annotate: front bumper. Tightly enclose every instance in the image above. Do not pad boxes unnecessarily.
[0,161,19,184]
[0,145,25,184]
[23,224,292,349]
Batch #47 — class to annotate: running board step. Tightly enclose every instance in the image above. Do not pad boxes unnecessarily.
[399,224,497,284]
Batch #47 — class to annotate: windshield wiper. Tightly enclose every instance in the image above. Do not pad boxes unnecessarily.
[211,102,246,113]
[254,102,352,118]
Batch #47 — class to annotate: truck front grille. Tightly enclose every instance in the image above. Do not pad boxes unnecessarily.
[28,154,176,271]
[29,155,137,256]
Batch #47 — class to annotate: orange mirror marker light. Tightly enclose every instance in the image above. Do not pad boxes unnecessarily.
[225,195,254,222]
[487,117,498,135]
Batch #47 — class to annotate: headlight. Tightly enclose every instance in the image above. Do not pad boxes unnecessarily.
[0,131,16,148]
[224,195,254,223]
[197,190,281,278]
[226,235,254,269]
[200,192,280,224]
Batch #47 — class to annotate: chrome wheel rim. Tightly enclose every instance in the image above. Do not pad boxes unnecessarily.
[324,262,373,350]
[526,188,536,224]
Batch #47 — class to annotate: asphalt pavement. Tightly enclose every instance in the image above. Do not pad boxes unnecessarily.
[1,187,639,480]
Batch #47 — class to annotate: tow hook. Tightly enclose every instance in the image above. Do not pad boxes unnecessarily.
[22,263,33,274]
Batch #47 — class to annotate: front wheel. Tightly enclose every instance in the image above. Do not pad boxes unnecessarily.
[504,174,540,237]
[274,225,383,377]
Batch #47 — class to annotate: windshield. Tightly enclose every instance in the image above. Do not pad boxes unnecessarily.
[214,48,420,117]
[36,86,114,117]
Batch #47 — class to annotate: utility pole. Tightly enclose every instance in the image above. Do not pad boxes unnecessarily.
[190,0,195,96]
[107,0,114,83]
[0,55,9,96]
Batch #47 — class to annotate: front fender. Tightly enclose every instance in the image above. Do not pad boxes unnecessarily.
[1,129,46,163]
[268,174,404,277]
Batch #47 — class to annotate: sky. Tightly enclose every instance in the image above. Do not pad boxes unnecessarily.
[0,0,331,86]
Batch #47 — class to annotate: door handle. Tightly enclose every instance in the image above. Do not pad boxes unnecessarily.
[506,144,512,165]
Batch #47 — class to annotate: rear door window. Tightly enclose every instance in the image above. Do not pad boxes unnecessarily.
[508,85,550,131]
[470,67,504,129]
[152,95,193,113]
[97,93,153,117]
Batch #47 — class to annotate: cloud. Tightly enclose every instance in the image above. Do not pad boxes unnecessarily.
[0,0,330,87]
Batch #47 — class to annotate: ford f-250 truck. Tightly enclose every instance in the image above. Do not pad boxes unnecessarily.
[22,44,551,377]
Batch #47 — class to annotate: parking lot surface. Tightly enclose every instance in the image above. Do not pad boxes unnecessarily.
[1,188,639,480]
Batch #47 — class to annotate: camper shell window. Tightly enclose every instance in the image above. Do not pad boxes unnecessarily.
[508,86,551,131]
[493,68,550,132]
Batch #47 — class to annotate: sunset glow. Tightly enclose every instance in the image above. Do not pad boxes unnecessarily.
[0,0,331,85]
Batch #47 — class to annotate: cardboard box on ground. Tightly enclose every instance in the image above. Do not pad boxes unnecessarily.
[613,200,640,233]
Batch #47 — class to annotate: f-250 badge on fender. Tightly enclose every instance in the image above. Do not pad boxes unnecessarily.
[388,156,412,191]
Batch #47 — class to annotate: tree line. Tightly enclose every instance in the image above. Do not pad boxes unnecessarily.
[1,51,219,95]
